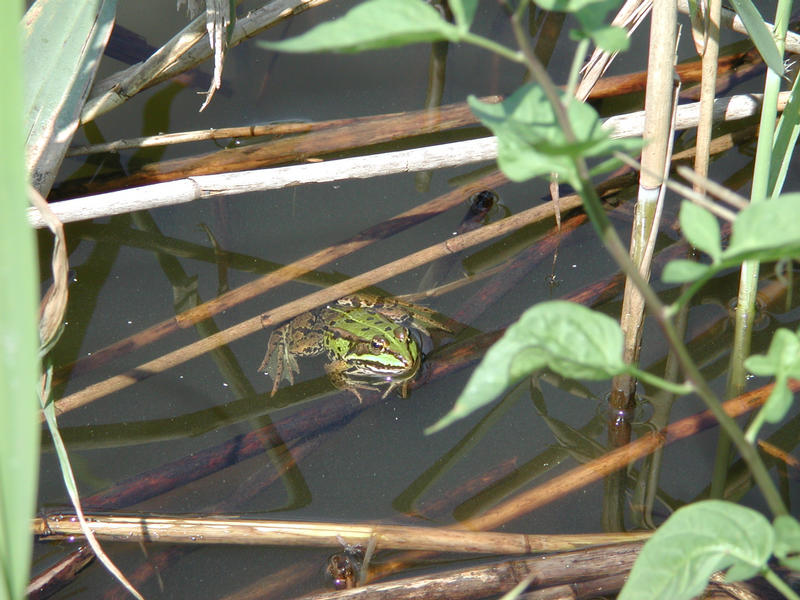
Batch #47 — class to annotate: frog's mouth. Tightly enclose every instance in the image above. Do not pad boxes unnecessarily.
[345,351,421,382]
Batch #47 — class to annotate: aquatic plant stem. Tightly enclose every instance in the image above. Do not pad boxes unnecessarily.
[764,567,800,600]
[713,0,793,500]
[505,4,787,518]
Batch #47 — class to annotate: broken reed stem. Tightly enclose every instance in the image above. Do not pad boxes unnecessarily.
[34,515,649,553]
[288,542,645,600]
[48,195,578,419]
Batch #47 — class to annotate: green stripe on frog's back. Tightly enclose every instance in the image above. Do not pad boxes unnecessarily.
[323,306,419,370]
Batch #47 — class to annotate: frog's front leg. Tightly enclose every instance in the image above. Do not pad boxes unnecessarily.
[325,360,366,403]
[258,312,324,396]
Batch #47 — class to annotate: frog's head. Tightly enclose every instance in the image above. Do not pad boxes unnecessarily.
[343,325,421,378]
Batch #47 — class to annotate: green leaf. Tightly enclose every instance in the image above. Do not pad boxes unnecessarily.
[23,0,118,195]
[539,0,629,51]
[661,259,712,283]
[583,25,629,52]
[744,328,800,424]
[774,515,800,570]
[728,0,784,76]
[258,0,461,53]
[468,85,638,184]
[426,301,625,433]
[679,201,722,260]
[724,193,800,263]
[449,0,478,31]
[1,2,41,598]
[619,501,773,600]
[769,70,800,198]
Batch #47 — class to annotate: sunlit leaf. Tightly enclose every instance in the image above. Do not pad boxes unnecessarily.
[449,0,479,31]
[258,0,460,54]
[583,25,629,52]
[679,201,722,260]
[0,3,40,597]
[774,515,800,570]
[745,328,800,426]
[661,259,712,283]
[426,301,625,433]
[468,84,638,184]
[769,72,800,198]
[23,0,118,195]
[536,0,628,51]
[724,193,800,262]
[619,501,773,600]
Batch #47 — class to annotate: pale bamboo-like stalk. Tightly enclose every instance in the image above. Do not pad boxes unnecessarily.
[608,0,676,442]
[34,514,649,553]
[693,0,723,185]
[30,92,790,229]
[676,0,800,53]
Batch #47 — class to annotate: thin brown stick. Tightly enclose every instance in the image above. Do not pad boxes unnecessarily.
[55,170,508,384]
[49,194,577,418]
[34,515,649,553]
[459,380,791,532]
[296,542,644,600]
[69,97,500,194]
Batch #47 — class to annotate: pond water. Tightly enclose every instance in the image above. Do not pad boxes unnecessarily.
[33,1,800,598]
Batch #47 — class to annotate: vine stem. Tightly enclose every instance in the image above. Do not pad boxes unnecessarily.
[764,567,800,600]
[498,6,788,518]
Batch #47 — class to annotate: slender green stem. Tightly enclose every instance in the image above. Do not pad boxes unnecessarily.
[566,38,589,98]
[625,366,694,396]
[460,32,523,64]
[713,0,793,501]
[763,566,800,600]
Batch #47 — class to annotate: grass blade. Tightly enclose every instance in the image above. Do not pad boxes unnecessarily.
[0,2,41,598]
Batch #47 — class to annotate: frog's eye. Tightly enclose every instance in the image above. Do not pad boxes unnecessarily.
[371,336,389,352]
[393,327,408,342]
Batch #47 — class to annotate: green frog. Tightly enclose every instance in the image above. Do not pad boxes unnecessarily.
[259,294,449,400]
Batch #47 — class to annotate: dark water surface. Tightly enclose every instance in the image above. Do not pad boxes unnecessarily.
[34,1,800,598]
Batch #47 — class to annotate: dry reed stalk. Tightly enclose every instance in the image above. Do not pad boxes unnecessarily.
[70,97,500,194]
[48,195,574,419]
[34,91,789,230]
[693,0,723,185]
[67,122,323,156]
[608,3,677,447]
[82,0,328,122]
[677,0,800,53]
[300,542,644,600]
[34,514,649,553]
